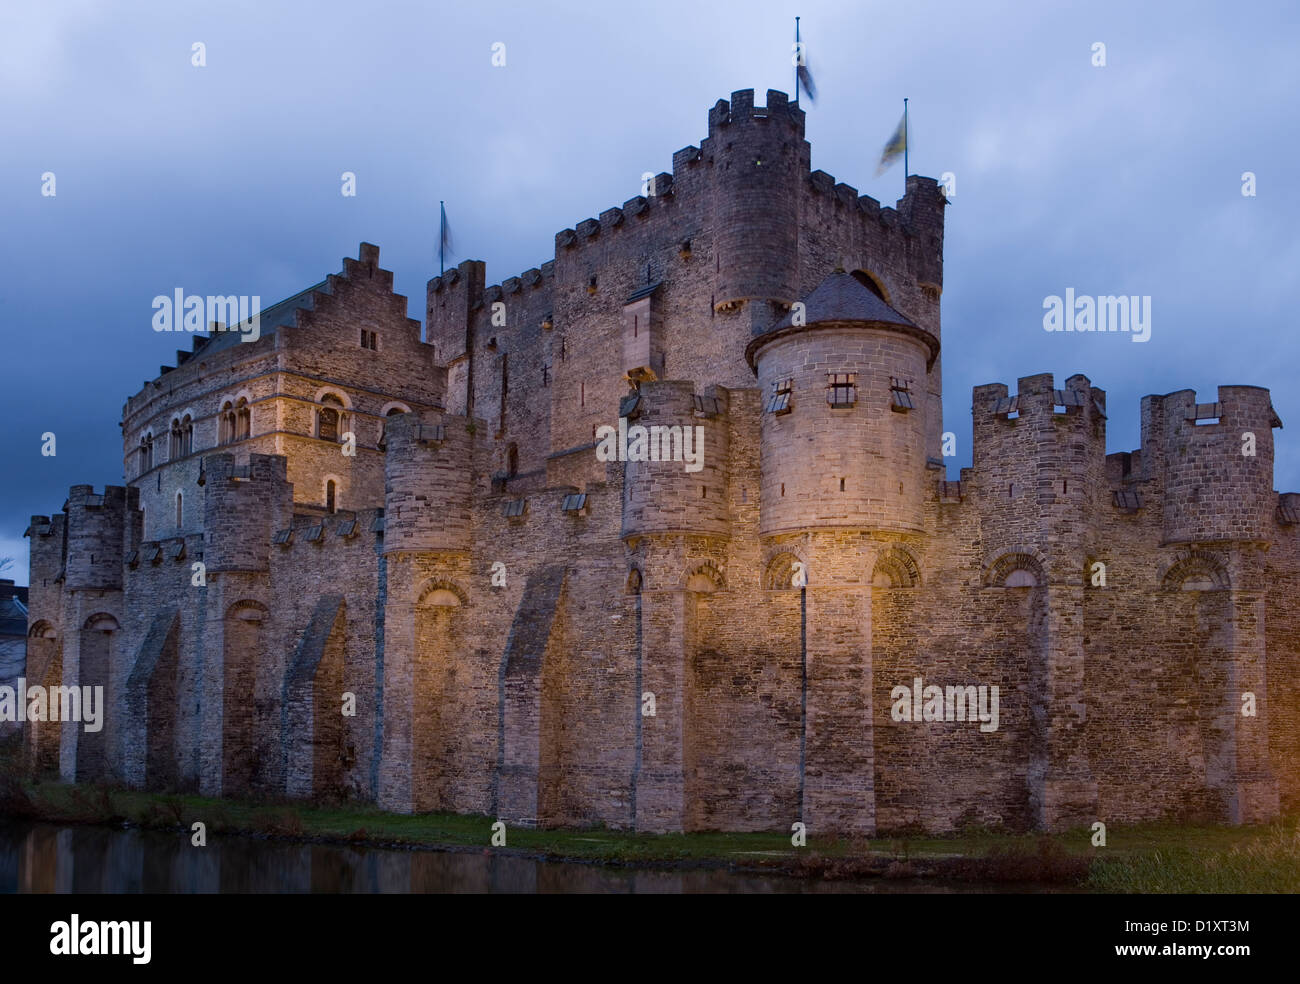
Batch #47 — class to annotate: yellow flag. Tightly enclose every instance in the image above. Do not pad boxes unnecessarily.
[875,112,907,176]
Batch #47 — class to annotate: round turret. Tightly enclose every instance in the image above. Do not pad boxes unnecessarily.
[747,271,938,537]
[620,380,730,540]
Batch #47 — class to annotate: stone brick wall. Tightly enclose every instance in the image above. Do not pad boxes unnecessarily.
[21,88,1300,837]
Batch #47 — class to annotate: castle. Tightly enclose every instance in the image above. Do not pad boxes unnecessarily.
[19,89,1300,835]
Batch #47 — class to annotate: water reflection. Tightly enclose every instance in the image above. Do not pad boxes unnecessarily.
[0,822,1045,893]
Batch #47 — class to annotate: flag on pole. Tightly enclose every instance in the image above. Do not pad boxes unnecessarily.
[794,16,817,104]
[439,201,454,275]
[875,109,908,176]
[797,61,817,103]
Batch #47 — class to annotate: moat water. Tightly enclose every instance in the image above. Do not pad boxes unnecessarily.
[0,821,1061,893]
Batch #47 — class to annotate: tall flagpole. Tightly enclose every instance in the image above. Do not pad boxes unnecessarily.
[439,200,445,276]
[903,97,909,190]
[794,17,801,103]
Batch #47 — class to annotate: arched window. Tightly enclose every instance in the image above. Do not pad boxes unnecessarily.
[181,414,193,456]
[379,405,407,451]
[318,394,343,442]
[326,480,337,514]
[138,435,151,475]
[507,443,519,477]
[175,491,183,528]
[235,398,251,440]
[219,401,235,444]
[169,418,183,458]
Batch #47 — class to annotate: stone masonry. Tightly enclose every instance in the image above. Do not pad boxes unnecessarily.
[20,89,1300,835]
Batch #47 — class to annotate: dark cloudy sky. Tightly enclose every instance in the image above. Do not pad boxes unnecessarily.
[3,0,1298,580]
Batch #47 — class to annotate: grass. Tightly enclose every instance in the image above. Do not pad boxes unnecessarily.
[3,739,1296,891]
[1087,824,1300,893]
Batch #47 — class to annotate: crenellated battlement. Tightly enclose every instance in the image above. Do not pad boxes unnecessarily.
[619,379,733,544]
[382,410,482,555]
[705,88,806,140]
[1138,385,1281,544]
[973,372,1107,426]
[201,452,292,572]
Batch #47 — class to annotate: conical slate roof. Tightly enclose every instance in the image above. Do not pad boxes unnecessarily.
[767,270,916,334]
[746,270,939,370]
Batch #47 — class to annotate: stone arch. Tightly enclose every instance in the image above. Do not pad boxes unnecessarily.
[284,596,350,801]
[413,576,471,809]
[764,551,805,589]
[872,546,921,588]
[1160,550,1230,591]
[28,619,56,640]
[138,432,153,474]
[169,416,184,458]
[222,599,269,795]
[124,609,181,791]
[380,401,412,417]
[312,386,353,409]
[416,579,468,607]
[850,269,891,303]
[321,473,343,513]
[172,406,198,455]
[82,612,120,632]
[317,393,346,443]
[985,550,1047,588]
[218,391,253,442]
[77,613,120,781]
[684,561,724,593]
[218,399,236,444]
[24,621,62,775]
[226,599,268,621]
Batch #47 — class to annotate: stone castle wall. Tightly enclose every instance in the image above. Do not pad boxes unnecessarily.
[20,89,1300,836]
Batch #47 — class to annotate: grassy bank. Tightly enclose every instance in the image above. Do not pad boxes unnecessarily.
[3,767,1297,890]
